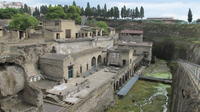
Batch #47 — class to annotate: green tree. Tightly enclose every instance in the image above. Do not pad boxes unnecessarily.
[135,7,140,18]
[96,21,108,33]
[0,8,21,19]
[113,7,119,19]
[109,7,114,18]
[91,7,98,17]
[132,9,136,20]
[21,4,31,15]
[121,5,126,18]
[72,1,76,6]
[40,5,48,15]
[66,5,81,24]
[85,2,92,17]
[103,4,107,18]
[97,5,101,17]
[188,8,193,23]
[140,6,144,18]
[9,14,38,31]
[80,7,85,16]
[33,7,40,18]
[45,6,67,19]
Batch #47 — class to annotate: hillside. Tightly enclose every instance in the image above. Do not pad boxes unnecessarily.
[105,20,200,63]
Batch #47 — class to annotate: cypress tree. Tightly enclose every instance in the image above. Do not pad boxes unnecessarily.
[33,7,40,18]
[103,4,107,18]
[140,6,144,19]
[114,7,119,19]
[132,9,136,20]
[121,7,124,18]
[97,5,101,17]
[72,1,76,6]
[80,7,85,16]
[135,7,139,18]
[188,8,193,23]
[85,2,92,17]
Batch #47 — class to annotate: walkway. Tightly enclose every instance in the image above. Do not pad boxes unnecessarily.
[117,75,139,97]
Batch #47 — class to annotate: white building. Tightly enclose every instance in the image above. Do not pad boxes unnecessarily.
[0,1,23,8]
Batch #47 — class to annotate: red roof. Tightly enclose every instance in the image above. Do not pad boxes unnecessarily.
[120,30,143,34]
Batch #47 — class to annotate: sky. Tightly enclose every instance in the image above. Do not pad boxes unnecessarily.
[3,0,200,20]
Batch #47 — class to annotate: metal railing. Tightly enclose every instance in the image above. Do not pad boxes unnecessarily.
[178,60,200,87]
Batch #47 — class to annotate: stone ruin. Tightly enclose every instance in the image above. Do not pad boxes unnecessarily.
[0,43,52,112]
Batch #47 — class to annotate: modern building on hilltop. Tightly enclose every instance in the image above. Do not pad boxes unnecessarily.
[0,1,23,8]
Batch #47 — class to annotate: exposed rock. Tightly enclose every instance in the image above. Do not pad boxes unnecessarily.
[187,44,200,64]
[20,84,43,107]
[0,65,25,97]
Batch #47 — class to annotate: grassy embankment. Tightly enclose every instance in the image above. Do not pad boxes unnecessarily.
[107,60,172,112]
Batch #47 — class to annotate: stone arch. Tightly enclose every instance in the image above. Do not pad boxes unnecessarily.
[125,74,128,81]
[97,55,102,65]
[50,46,57,53]
[91,57,96,67]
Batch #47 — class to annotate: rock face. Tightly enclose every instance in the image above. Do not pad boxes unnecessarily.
[0,65,25,97]
[187,44,200,64]
[171,62,200,112]
[20,84,43,107]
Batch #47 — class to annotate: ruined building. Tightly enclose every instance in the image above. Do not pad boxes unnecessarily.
[0,19,152,112]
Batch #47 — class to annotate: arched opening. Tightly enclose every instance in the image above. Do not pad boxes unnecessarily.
[123,75,125,83]
[113,83,116,90]
[50,46,57,53]
[97,55,102,65]
[119,78,122,87]
[91,57,96,68]
[115,81,119,90]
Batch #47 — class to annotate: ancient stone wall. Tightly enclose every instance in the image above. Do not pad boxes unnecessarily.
[171,63,200,112]
[73,81,114,112]
[187,44,200,65]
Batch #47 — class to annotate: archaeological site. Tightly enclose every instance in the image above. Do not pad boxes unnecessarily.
[0,1,199,112]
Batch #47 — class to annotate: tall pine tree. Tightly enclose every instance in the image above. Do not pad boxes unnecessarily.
[188,8,193,23]
[33,7,40,18]
[132,9,136,20]
[135,7,139,18]
[140,6,144,19]
[103,4,107,18]
[85,2,92,17]
[72,1,76,6]
[97,5,101,17]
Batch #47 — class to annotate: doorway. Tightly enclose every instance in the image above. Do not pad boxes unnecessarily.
[68,65,73,78]
[65,29,71,38]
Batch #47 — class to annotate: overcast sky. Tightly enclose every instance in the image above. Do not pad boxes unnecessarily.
[3,0,200,20]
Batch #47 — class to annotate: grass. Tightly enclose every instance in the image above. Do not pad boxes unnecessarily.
[107,60,172,112]
[143,59,172,79]
[107,81,159,112]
